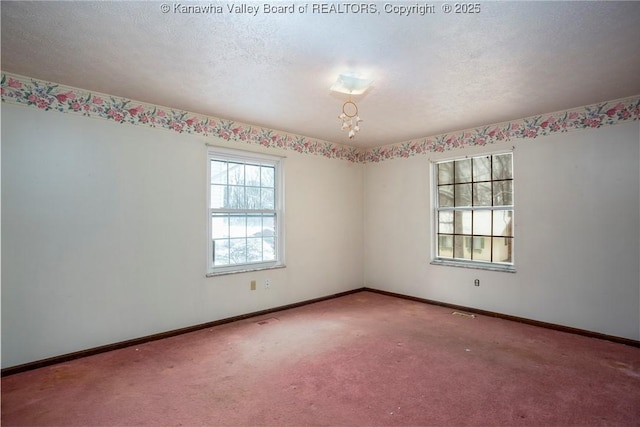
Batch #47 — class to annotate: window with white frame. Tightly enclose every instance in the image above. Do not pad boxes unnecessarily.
[433,152,514,270]
[207,147,284,275]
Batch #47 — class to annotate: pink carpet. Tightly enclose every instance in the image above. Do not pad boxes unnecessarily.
[2,291,639,426]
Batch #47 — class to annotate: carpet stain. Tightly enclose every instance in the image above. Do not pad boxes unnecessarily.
[41,364,89,388]
[160,365,175,374]
[452,311,476,318]
[606,360,640,378]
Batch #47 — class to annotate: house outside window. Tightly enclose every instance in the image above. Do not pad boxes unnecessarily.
[207,147,284,275]
[433,152,514,271]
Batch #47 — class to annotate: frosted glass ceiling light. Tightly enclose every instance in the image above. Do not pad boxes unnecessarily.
[330,73,373,95]
[331,72,372,139]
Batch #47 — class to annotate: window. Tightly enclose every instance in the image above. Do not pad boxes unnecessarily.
[433,152,514,270]
[207,147,284,275]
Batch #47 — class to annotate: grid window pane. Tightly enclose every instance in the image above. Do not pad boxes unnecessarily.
[245,164,261,186]
[438,162,454,185]
[493,210,513,237]
[473,156,491,181]
[454,159,472,183]
[229,215,246,238]
[471,236,492,261]
[211,161,227,185]
[228,186,245,209]
[211,215,229,239]
[438,185,454,207]
[454,184,472,206]
[246,238,263,262]
[454,235,472,259]
[247,216,262,236]
[246,186,261,209]
[439,211,454,234]
[454,211,472,234]
[213,239,230,266]
[473,182,492,206]
[229,238,247,264]
[493,237,513,263]
[492,154,513,180]
[261,188,275,209]
[228,162,245,185]
[262,215,275,236]
[438,235,454,258]
[261,166,275,187]
[493,181,513,206]
[473,211,492,235]
[263,237,276,261]
[210,184,226,209]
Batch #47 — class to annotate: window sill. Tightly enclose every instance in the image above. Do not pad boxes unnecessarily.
[206,264,286,278]
[430,259,516,273]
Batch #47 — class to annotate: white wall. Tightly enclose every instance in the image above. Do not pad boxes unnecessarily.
[364,121,640,340]
[1,104,364,368]
[3,100,638,369]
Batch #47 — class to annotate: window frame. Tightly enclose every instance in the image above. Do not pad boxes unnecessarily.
[431,151,515,272]
[206,146,285,276]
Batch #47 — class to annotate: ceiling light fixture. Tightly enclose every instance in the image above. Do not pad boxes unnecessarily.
[331,73,372,139]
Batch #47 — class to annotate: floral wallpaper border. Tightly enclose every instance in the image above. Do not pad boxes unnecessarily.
[2,72,639,164]
[0,73,362,162]
[364,95,640,163]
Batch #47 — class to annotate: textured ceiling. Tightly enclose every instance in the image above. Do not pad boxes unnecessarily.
[2,1,640,148]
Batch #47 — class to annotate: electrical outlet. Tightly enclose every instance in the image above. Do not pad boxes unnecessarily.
[264,279,271,289]
[250,280,256,291]
[474,279,480,287]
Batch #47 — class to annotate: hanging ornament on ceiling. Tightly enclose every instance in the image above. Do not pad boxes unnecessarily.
[339,100,363,139]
